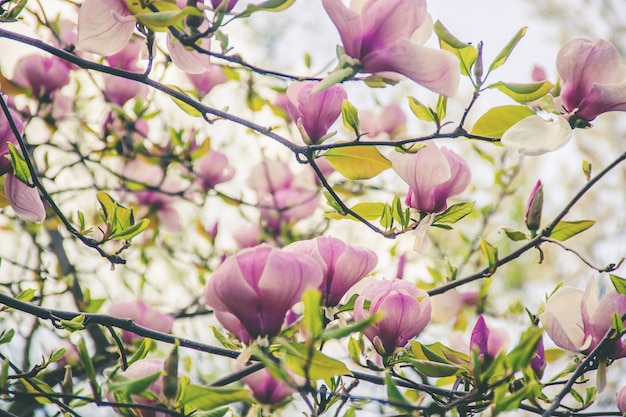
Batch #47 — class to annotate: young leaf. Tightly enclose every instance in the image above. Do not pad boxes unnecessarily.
[488,81,554,103]
[325,202,385,221]
[436,95,447,122]
[341,99,360,136]
[499,227,528,241]
[471,105,535,138]
[408,96,435,122]
[110,218,150,241]
[280,341,352,380]
[610,274,626,296]
[319,313,381,342]
[302,289,323,339]
[177,383,249,410]
[0,329,14,345]
[167,85,203,117]
[107,371,161,395]
[582,160,592,181]
[384,372,410,406]
[488,27,527,72]
[324,146,391,180]
[549,220,595,241]
[237,0,296,18]
[480,239,498,273]
[433,201,475,224]
[433,21,478,76]
[7,143,31,183]
[380,203,393,229]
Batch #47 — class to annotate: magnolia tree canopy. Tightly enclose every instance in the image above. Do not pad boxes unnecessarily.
[1,0,626,416]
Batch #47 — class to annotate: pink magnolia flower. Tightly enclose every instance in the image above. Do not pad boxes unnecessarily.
[539,279,626,359]
[0,106,46,223]
[530,336,546,378]
[617,386,626,414]
[323,0,459,96]
[109,300,175,344]
[389,142,471,213]
[247,161,294,195]
[469,315,507,362]
[286,81,347,144]
[187,66,228,96]
[193,149,235,190]
[13,55,70,98]
[354,279,431,356]
[108,359,169,417]
[106,37,145,72]
[359,103,407,139]
[204,245,323,340]
[285,236,378,306]
[430,290,478,323]
[259,187,320,232]
[242,367,296,405]
[557,38,626,122]
[104,76,148,106]
[210,0,238,11]
[76,0,136,56]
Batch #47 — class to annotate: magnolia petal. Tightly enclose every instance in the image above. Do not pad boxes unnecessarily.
[359,0,425,55]
[5,174,45,223]
[577,80,626,121]
[501,115,573,156]
[76,0,135,56]
[557,39,621,113]
[166,33,212,74]
[362,38,460,97]
[322,0,363,58]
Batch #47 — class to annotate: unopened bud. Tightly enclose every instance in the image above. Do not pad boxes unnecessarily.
[525,180,543,234]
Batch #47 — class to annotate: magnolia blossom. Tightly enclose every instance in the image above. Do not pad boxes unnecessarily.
[354,279,431,356]
[76,0,136,56]
[285,236,378,306]
[204,245,323,341]
[13,55,70,98]
[323,0,459,96]
[0,107,46,223]
[539,279,626,359]
[241,367,296,405]
[531,336,546,378]
[389,142,471,213]
[502,39,626,155]
[359,104,407,139]
[193,150,235,190]
[109,300,175,344]
[247,160,294,195]
[108,359,169,417]
[286,81,347,144]
[525,180,543,232]
[469,315,507,362]
[233,223,262,249]
[187,66,228,96]
[430,290,478,322]
[557,39,626,122]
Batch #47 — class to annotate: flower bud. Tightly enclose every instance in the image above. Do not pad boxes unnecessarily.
[109,300,174,344]
[525,180,543,233]
[241,367,296,405]
[530,336,546,379]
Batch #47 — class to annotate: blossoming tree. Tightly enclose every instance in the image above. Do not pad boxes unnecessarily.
[0,0,626,416]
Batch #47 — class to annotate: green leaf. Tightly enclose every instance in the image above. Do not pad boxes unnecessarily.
[408,96,435,122]
[436,95,447,121]
[506,327,542,371]
[0,329,14,345]
[549,220,595,242]
[488,27,527,72]
[303,289,323,338]
[16,288,35,302]
[610,274,626,296]
[311,68,355,95]
[471,105,535,138]
[237,0,296,18]
[110,218,150,241]
[21,377,55,404]
[108,371,161,395]
[384,372,410,406]
[325,202,385,221]
[3,0,28,19]
[167,85,203,117]
[612,312,626,337]
[488,81,554,103]
[341,100,360,136]
[128,338,153,367]
[135,6,203,31]
[347,337,363,365]
[280,341,352,381]
[494,383,529,414]
[480,239,498,273]
[96,191,116,224]
[433,21,478,77]
[320,313,381,342]
[380,203,393,229]
[582,160,592,181]
[78,336,99,398]
[210,326,241,350]
[177,382,249,410]
[405,359,463,377]
[499,227,528,241]
[324,146,391,180]
[433,201,475,224]
[7,143,31,183]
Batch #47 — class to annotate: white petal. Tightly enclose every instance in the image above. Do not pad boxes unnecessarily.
[501,115,573,156]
